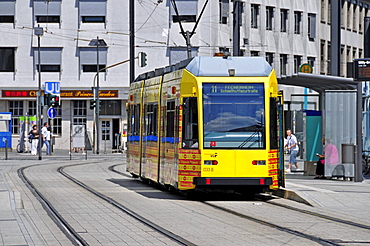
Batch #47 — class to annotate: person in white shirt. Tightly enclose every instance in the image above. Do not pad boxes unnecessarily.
[284,129,299,172]
[41,122,51,155]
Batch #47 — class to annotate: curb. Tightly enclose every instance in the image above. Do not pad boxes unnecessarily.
[272,188,313,207]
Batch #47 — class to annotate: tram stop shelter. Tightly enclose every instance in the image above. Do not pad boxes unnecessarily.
[279,73,362,182]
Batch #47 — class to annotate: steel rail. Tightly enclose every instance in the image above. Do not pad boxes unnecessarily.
[18,165,88,246]
[59,164,196,246]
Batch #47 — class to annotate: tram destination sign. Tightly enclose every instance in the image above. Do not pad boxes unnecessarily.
[354,59,370,81]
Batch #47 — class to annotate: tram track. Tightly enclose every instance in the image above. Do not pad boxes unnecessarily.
[58,164,196,246]
[19,162,195,246]
[18,164,88,246]
[110,163,370,246]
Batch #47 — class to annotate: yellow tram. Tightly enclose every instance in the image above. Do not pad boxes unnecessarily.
[127,56,284,193]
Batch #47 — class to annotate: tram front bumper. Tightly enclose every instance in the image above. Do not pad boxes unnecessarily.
[193,177,273,186]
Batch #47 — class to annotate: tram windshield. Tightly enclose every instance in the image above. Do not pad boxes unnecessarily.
[203,83,265,149]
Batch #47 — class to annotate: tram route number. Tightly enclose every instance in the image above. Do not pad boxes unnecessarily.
[203,167,214,172]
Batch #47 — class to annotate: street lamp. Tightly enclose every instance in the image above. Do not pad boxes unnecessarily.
[35,25,43,160]
[89,37,107,154]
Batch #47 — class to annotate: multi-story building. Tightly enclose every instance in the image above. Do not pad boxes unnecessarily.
[0,0,368,150]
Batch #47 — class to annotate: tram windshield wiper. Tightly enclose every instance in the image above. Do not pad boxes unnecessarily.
[237,124,264,148]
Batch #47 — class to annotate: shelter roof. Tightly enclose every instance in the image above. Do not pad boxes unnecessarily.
[278,73,358,93]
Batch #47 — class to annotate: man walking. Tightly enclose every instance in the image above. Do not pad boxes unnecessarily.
[284,129,299,172]
[41,122,51,155]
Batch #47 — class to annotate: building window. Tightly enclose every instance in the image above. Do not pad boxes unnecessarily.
[250,51,259,56]
[28,101,36,116]
[320,39,326,74]
[321,0,326,23]
[266,52,274,66]
[327,41,331,75]
[280,54,288,76]
[9,101,23,134]
[51,106,62,135]
[0,48,15,72]
[73,100,87,126]
[101,100,121,115]
[347,2,352,30]
[294,55,302,73]
[308,13,316,40]
[169,47,199,65]
[294,11,302,34]
[79,0,106,24]
[36,16,60,23]
[79,47,107,72]
[280,9,288,32]
[359,6,364,33]
[353,4,357,32]
[328,0,331,25]
[266,6,274,30]
[34,0,61,24]
[219,0,229,24]
[34,47,62,73]
[170,0,197,23]
[308,57,315,69]
[0,1,15,24]
[251,4,260,28]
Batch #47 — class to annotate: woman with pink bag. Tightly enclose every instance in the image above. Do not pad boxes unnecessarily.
[315,138,339,179]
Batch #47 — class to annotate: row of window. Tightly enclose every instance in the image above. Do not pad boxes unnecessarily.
[9,100,121,135]
[321,0,369,33]
[0,0,107,24]
[0,47,107,73]
[251,4,317,38]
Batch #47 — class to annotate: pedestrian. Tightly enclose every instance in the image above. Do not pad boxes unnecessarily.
[284,129,299,172]
[315,138,339,179]
[28,125,40,155]
[41,122,51,155]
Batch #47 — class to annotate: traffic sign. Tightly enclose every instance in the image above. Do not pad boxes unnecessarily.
[45,82,60,94]
[299,63,313,73]
[47,107,57,119]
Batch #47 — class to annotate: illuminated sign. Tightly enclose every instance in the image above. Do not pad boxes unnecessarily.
[210,84,262,94]
[354,59,370,81]
[1,90,119,98]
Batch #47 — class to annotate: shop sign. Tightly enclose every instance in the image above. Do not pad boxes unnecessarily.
[1,90,119,98]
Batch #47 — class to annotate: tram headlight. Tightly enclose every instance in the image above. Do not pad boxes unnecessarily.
[252,160,266,165]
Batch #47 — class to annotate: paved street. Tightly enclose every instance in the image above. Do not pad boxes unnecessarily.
[1,149,370,245]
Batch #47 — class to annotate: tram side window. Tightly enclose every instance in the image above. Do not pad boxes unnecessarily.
[147,104,158,138]
[182,97,199,148]
[270,98,279,149]
[133,104,140,136]
[166,101,175,139]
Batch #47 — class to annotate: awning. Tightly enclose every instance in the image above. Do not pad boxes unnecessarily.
[278,73,358,92]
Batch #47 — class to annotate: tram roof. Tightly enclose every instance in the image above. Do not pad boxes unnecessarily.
[278,73,358,93]
[134,56,272,82]
[185,57,272,77]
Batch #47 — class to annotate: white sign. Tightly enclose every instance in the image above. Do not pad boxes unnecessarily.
[0,114,11,120]
[45,82,60,94]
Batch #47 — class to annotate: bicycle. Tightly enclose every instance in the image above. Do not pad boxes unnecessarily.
[362,150,370,175]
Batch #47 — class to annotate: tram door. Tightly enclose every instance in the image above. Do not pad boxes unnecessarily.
[101,119,112,151]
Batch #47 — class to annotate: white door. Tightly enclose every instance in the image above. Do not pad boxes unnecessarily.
[100,119,112,152]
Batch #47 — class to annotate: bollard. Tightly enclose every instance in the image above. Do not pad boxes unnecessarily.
[5,139,8,160]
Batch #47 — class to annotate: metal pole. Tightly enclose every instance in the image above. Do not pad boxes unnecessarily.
[186,31,192,59]
[355,81,364,182]
[330,0,341,76]
[37,33,42,160]
[129,0,135,83]
[233,0,240,56]
[96,36,100,154]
